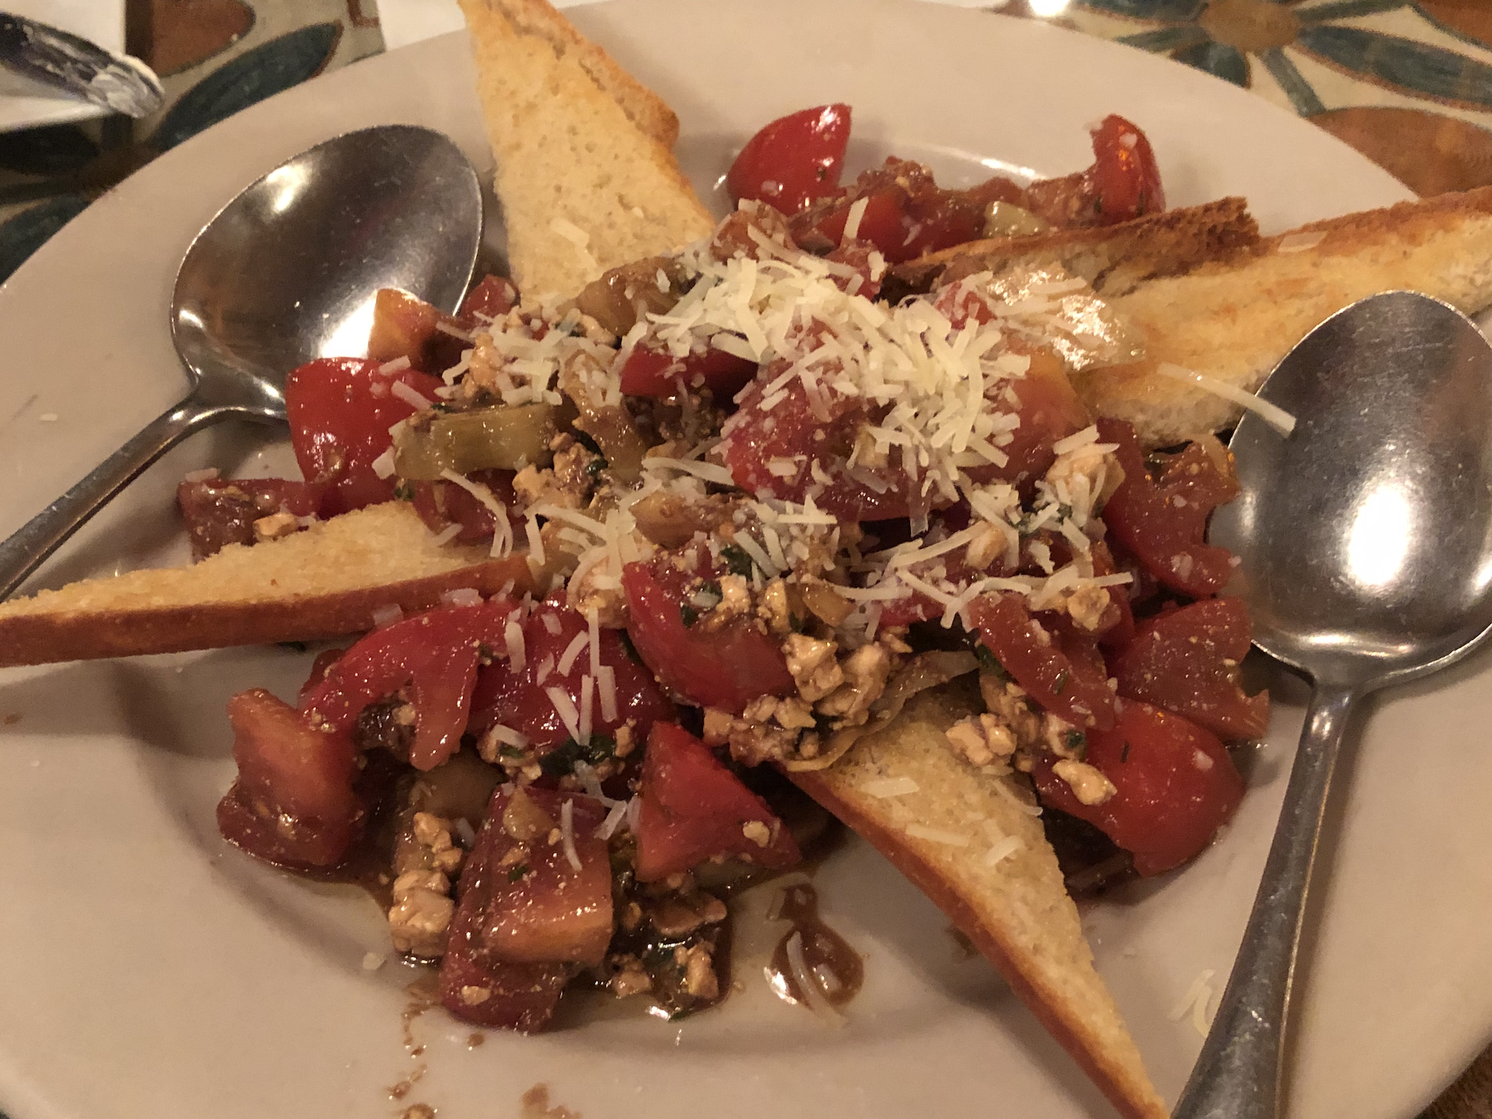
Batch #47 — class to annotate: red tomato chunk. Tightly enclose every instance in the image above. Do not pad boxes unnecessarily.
[285,356,444,517]
[176,477,322,559]
[469,596,676,757]
[301,598,518,771]
[1033,700,1243,877]
[635,722,800,882]
[726,103,852,215]
[1111,597,1269,741]
[440,786,611,1031]
[216,688,362,868]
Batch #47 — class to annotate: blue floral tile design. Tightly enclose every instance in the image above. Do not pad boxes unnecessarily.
[1296,25,1492,109]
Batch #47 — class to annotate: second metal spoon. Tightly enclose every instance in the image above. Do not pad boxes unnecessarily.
[1177,290,1492,1119]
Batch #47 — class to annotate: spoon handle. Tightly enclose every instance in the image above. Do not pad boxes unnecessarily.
[0,396,227,600]
[1172,681,1358,1119]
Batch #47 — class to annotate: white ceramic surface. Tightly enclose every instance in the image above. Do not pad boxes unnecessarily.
[0,3,1480,1118]
[0,0,127,132]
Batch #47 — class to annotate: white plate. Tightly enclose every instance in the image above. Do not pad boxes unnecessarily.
[0,2,1483,1118]
[0,1,127,133]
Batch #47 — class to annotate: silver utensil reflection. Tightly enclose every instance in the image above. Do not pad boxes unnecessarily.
[0,124,483,600]
[1176,291,1492,1119]
[0,12,163,117]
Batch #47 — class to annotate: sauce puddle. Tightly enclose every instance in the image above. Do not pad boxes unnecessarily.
[763,882,863,1013]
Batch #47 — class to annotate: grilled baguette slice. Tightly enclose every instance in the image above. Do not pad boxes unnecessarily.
[0,502,535,667]
[458,0,715,300]
[791,681,1168,1119]
[1077,185,1492,446]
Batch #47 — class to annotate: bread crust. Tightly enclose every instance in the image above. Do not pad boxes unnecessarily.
[888,196,1259,299]
[1077,185,1492,446]
[458,0,714,298]
[0,502,536,667]
[789,684,1169,1119]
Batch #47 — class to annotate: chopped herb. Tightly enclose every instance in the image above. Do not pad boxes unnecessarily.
[499,745,527,760]
[573,430,604,456]
[1120,740,1132,763]
[680,603,699,628]
[539,733,617,778]
[617,630,643,664]
[429,401,453,413]
[586,455,608,478]
[1065,730,1087,758]
[720,544,755,578]
[392,480,415,501]
[697,580,722,607]
[975,645,1011,682]
[507,863,529,882]
[1052,669,1070,696]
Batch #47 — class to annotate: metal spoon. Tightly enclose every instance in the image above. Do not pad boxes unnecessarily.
[0,124,482,600]
[1176,290,1492,1119]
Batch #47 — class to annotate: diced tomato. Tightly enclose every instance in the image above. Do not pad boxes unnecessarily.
[1111,597,1268,741]
[459,274,518,321]
[966,593,1117,732]
[970,348,1091,488]
[1033,700,1243,876]
[473,787,612,964]
[1091,540,1137,648]
[1087,114,1165,224]
[300,598,516,770]
[635,722,800,882]
[411,468,519,545]
[437,948,570,1032]
[285,356,445,517]
[366,288,470,375]
[1097,419,1241,597]
[215,689,361,868]
[799,185,906,257]
[621,555,795,711]
[469,596,676,757]
[176,477,323,558]
[1022,115,1165,229]
[618,343,758,401]
[438,784,610,1031]
[718,372,915,521]
[727,103,852,215]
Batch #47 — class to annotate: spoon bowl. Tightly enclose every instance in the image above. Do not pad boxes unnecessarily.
[1217,291,1492,686]
[1176,290,1492,1119]
[0,124,482,599]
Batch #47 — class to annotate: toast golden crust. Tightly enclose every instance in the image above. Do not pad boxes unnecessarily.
[1076,185,1492,446]
[459,0,714,299]
[790,684,1169,1119]
[889,195,1259,299]
[0,502,535,667]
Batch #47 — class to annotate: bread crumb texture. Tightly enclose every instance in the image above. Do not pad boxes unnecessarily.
[459,0,713,300]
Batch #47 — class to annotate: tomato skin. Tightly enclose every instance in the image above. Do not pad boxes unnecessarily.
[966,593,1118,732]
[285,357,445,517]
[300,598,516,770]
[469,597,677,754]
[1097,418,1241,597]
[459,274,518,321]
[1033,700,1243,876]
[621,557,795,711]
[215,688,362,868]
[411,468,518,545]
[439,786,608,1031]
[727,104,852,215]
[176,477,323,558]
[618,343,758,401]
[1087,114,1165,224]
[635,722,801,882]
[1112,597,1269,741]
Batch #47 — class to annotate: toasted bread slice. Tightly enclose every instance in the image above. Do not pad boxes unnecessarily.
[791,681,1168,1119]
[0,502,535,667]
[888,195,1259,300]
[459,0,715,299]
[1076,185,1492,446]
